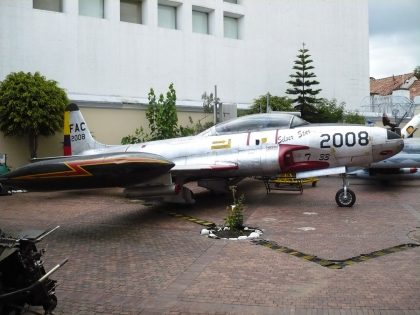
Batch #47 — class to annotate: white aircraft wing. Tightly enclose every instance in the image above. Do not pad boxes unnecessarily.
[295,166,347,179]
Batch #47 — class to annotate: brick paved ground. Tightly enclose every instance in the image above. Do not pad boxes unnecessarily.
[1,177,419,314]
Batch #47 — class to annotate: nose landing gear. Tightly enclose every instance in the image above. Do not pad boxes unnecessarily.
[335,174,356,207]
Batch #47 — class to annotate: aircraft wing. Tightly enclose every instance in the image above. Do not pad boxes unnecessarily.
[0,152,175,191]
[295,166,347,179]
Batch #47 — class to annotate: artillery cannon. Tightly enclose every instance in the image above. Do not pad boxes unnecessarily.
[0,226,67,315]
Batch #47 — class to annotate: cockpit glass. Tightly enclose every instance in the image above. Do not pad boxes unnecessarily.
[215,116,270,133]
[199,113,309,136]
[290,116,310,128]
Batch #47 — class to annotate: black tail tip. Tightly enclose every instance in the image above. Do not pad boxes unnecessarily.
[66,103,79,112]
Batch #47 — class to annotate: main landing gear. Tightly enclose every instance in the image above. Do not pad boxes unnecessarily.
[335,174,356,207]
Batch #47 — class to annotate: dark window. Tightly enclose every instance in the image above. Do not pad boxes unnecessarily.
[33,0,62,12]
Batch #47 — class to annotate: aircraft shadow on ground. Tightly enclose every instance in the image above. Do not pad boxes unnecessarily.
[350,178,420,190]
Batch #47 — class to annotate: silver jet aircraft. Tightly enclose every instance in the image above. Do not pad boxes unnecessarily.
[0,104,404,207]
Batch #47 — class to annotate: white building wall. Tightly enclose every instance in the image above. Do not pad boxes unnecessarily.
[0,0,369,109]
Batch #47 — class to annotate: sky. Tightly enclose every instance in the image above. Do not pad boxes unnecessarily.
[369,0,420,78]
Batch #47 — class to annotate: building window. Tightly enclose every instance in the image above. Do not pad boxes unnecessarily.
[192,10,209,34]
[158,4,177,29]
[79,0,104,18]
[33,0,62,12]
[224,16,239,39]
[121,0,142,24]
[224,0,238,4]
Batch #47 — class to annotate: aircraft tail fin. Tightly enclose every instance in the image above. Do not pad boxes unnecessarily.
[401,113,420,138]
[64,103,108,155]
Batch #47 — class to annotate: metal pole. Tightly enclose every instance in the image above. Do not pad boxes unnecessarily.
[266,93,270,113]
[214,85,217,124]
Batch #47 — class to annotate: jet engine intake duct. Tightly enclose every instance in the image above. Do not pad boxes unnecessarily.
[278,144,329,173]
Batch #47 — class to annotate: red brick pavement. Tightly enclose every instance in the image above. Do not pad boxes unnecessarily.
[0,177,419,314]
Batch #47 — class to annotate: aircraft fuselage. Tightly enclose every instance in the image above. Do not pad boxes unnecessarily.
[79,125,402,180]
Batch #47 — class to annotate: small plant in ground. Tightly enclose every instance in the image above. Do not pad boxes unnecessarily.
[224,186,244,231]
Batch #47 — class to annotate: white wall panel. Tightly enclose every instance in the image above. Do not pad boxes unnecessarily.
[0,0,369,109]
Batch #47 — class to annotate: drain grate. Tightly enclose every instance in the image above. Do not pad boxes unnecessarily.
[165,211,216,228]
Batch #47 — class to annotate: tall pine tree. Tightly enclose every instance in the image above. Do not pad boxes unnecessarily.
[286,43,321,121]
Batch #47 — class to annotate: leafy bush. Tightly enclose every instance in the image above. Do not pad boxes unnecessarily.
[147,83,179,140]
[122,84,214,143]
[248,94,294,114]
[343,111,365,124]
[224,186,244,231]
[121,127,149,144]
[312,98,345,123]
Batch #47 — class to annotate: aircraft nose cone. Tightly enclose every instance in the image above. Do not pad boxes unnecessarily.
[372,131,404,163]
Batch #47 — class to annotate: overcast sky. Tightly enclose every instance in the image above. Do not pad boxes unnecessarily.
[369,0,420,78]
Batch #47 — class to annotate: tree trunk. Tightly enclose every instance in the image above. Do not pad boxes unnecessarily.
[29,132,38,159]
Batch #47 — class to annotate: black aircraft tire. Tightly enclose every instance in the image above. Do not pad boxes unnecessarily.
[335,188,356,207]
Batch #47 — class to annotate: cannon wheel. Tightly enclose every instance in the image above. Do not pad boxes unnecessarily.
[43,294,57,314]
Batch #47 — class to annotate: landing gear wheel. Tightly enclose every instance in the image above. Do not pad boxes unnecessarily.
[335,188,356,207]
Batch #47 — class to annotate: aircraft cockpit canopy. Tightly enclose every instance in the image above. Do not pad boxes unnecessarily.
[198,113,309,136]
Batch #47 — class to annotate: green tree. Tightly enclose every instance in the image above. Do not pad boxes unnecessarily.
[414,66,420,78]
[286,43,322,121]
[0,71,68,158]
[248,94,294,114]
[312,98,344,123]
[201,91,216,114]
[147,83,178,140]
[122,83,194,144]
[121,127,149,144]
[343,111,365,124]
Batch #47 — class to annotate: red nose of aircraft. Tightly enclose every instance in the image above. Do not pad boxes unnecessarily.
[0,152,174,191]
